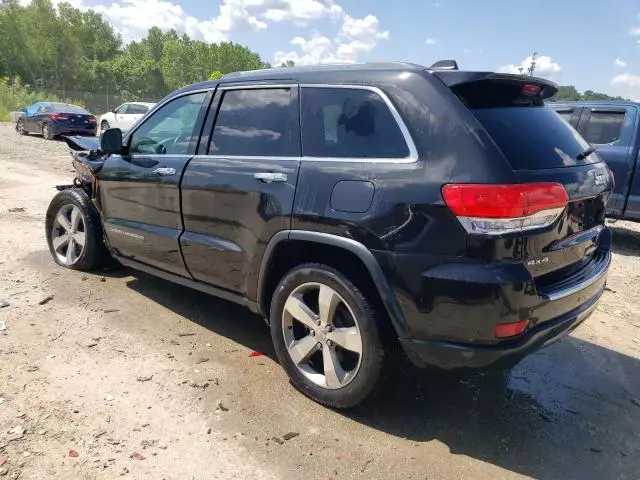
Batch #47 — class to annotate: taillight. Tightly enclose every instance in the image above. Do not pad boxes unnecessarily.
[88,115,97,122]
[441,183,569,235]
[49,113,69,120]
[494,320,529,338]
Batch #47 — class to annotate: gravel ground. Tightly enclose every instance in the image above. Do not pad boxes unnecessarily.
[0,122,639,480]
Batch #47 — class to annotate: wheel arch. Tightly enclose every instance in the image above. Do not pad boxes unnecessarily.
[255,230,410,339]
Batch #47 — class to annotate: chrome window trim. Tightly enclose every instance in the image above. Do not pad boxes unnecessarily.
[218,83,296,90]
[299,84,419,164]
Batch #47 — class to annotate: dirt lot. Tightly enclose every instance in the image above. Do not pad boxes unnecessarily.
[0,122,639,480]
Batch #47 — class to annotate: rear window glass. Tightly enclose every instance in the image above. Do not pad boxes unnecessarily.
[50,103,89,114]
[583,111,625,145]
[471,106,597,170]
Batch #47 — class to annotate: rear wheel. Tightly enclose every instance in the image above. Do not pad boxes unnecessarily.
[42,122,54,140]
[16,118,27,135]
[270,263,384,408]
[45,189,110,270]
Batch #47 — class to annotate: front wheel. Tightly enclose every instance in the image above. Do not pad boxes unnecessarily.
[42,122,54,140]
[45,189,110,270]
[270,263,384,408]
[101,120,110,132]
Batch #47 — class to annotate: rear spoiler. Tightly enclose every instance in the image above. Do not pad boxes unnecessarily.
[432,71,558,100]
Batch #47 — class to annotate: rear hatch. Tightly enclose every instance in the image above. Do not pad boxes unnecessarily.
[435,72,612,286]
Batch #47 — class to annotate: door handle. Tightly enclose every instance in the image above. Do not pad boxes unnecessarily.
[154,167,176,176]
[254,172,287,183]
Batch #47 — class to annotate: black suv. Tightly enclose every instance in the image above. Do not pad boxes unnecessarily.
[45,62,613,408]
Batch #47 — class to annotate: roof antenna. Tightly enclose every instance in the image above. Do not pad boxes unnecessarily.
[429,59,459,70]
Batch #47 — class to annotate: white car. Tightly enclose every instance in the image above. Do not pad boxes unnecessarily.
[98,102,155,133]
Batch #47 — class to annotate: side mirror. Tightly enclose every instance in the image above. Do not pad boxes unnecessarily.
[100,128,124,154]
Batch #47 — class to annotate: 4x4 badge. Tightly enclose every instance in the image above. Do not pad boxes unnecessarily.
[527,257,549,266]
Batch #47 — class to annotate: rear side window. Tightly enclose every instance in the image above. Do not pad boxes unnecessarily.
[583,111,625,145]
[209,88,293,157]
[471,106,596,170]
[301,87,410,159]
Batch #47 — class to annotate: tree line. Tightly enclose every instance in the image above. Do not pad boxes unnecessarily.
[0,0,627,116]
[549,85,626,102]
[0,0,281,111]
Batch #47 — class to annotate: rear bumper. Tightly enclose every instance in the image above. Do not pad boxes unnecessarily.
[400,288,601,369]
[51,123,96,136]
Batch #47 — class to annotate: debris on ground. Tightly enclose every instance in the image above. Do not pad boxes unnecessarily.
[25,366,39,372]
[0,398,6,406]
[38,296,54,306]
[361,459,373,473]
[0,300,9,308]
[169,339,180,345]
[215,400,229,412]
[137,375,153,382]
[69,449,79,458]
[249,351,264,358]
[271,437,284,445]
[195,358,209,364]
[282,432,299,441]
[190,382,209,390]
[0,456,6,467]
[177,333,196,337]
[0,321,5,332]
[130,452,145,460]
[103,309,119,314]
[140,440,157,449]
[0,467,7,476]
[100,277,106,282]
[105,395,115,402]
[604,286,617,293]
[8,207,25,213]
[590,447,602,453]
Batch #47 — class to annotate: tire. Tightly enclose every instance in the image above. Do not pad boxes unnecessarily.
[16,118,28,135]
[42,122,54,140]
[270,263,384,408]
[45,189,110,271]
[101,120,110,132]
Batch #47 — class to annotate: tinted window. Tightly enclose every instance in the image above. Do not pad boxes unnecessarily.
[583,111,625,145]
[51,103,89,114]
[301,88,409,158]
[127,104,150,114]
[471,106,596,169]
[209,88,292,157]
[129,92,206,155]
[115,104,128,114]
[556,110,573,123]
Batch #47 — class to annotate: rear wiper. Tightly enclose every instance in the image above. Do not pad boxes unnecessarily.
[577,146,596,161]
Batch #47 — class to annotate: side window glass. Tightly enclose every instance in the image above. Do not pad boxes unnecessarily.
[556,110,573,123]
[129,92,206,155]
[128,104,148,114]
[209,88,292,157]
[301,87,410,158]
[115,104,129,114]
[583,111,625,145]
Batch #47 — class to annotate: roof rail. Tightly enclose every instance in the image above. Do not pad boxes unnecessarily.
[428,59,459,71]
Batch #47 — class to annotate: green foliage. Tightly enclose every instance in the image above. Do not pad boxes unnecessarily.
[550,85,626,102]
[209,70,224,80]
[0,76,85,121]
[0,0,270,114]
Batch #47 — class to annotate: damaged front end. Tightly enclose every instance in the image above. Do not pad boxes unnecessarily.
[57,136,107,200]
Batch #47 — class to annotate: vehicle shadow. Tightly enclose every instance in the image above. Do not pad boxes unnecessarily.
[121,269,640,480]
[610,223,640,256]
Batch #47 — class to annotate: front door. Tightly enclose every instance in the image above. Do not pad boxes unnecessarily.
[98,90,212,276]
[180,84,300,296]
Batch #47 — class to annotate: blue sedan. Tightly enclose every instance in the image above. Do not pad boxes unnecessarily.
[16,102,97,140]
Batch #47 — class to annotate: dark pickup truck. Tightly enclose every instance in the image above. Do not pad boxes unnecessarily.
[551,101,640,221]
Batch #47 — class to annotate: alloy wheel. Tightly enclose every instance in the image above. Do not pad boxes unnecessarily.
[17,120,25,134]
[282,282,363,389]
[51,204,86,266]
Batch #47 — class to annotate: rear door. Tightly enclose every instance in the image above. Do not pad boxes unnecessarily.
[577,106,639,216]
[125,104,151,129]
[180,83,300,295]
[99,90,212,276]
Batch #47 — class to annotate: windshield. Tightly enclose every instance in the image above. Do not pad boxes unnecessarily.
[471,106,597,170]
